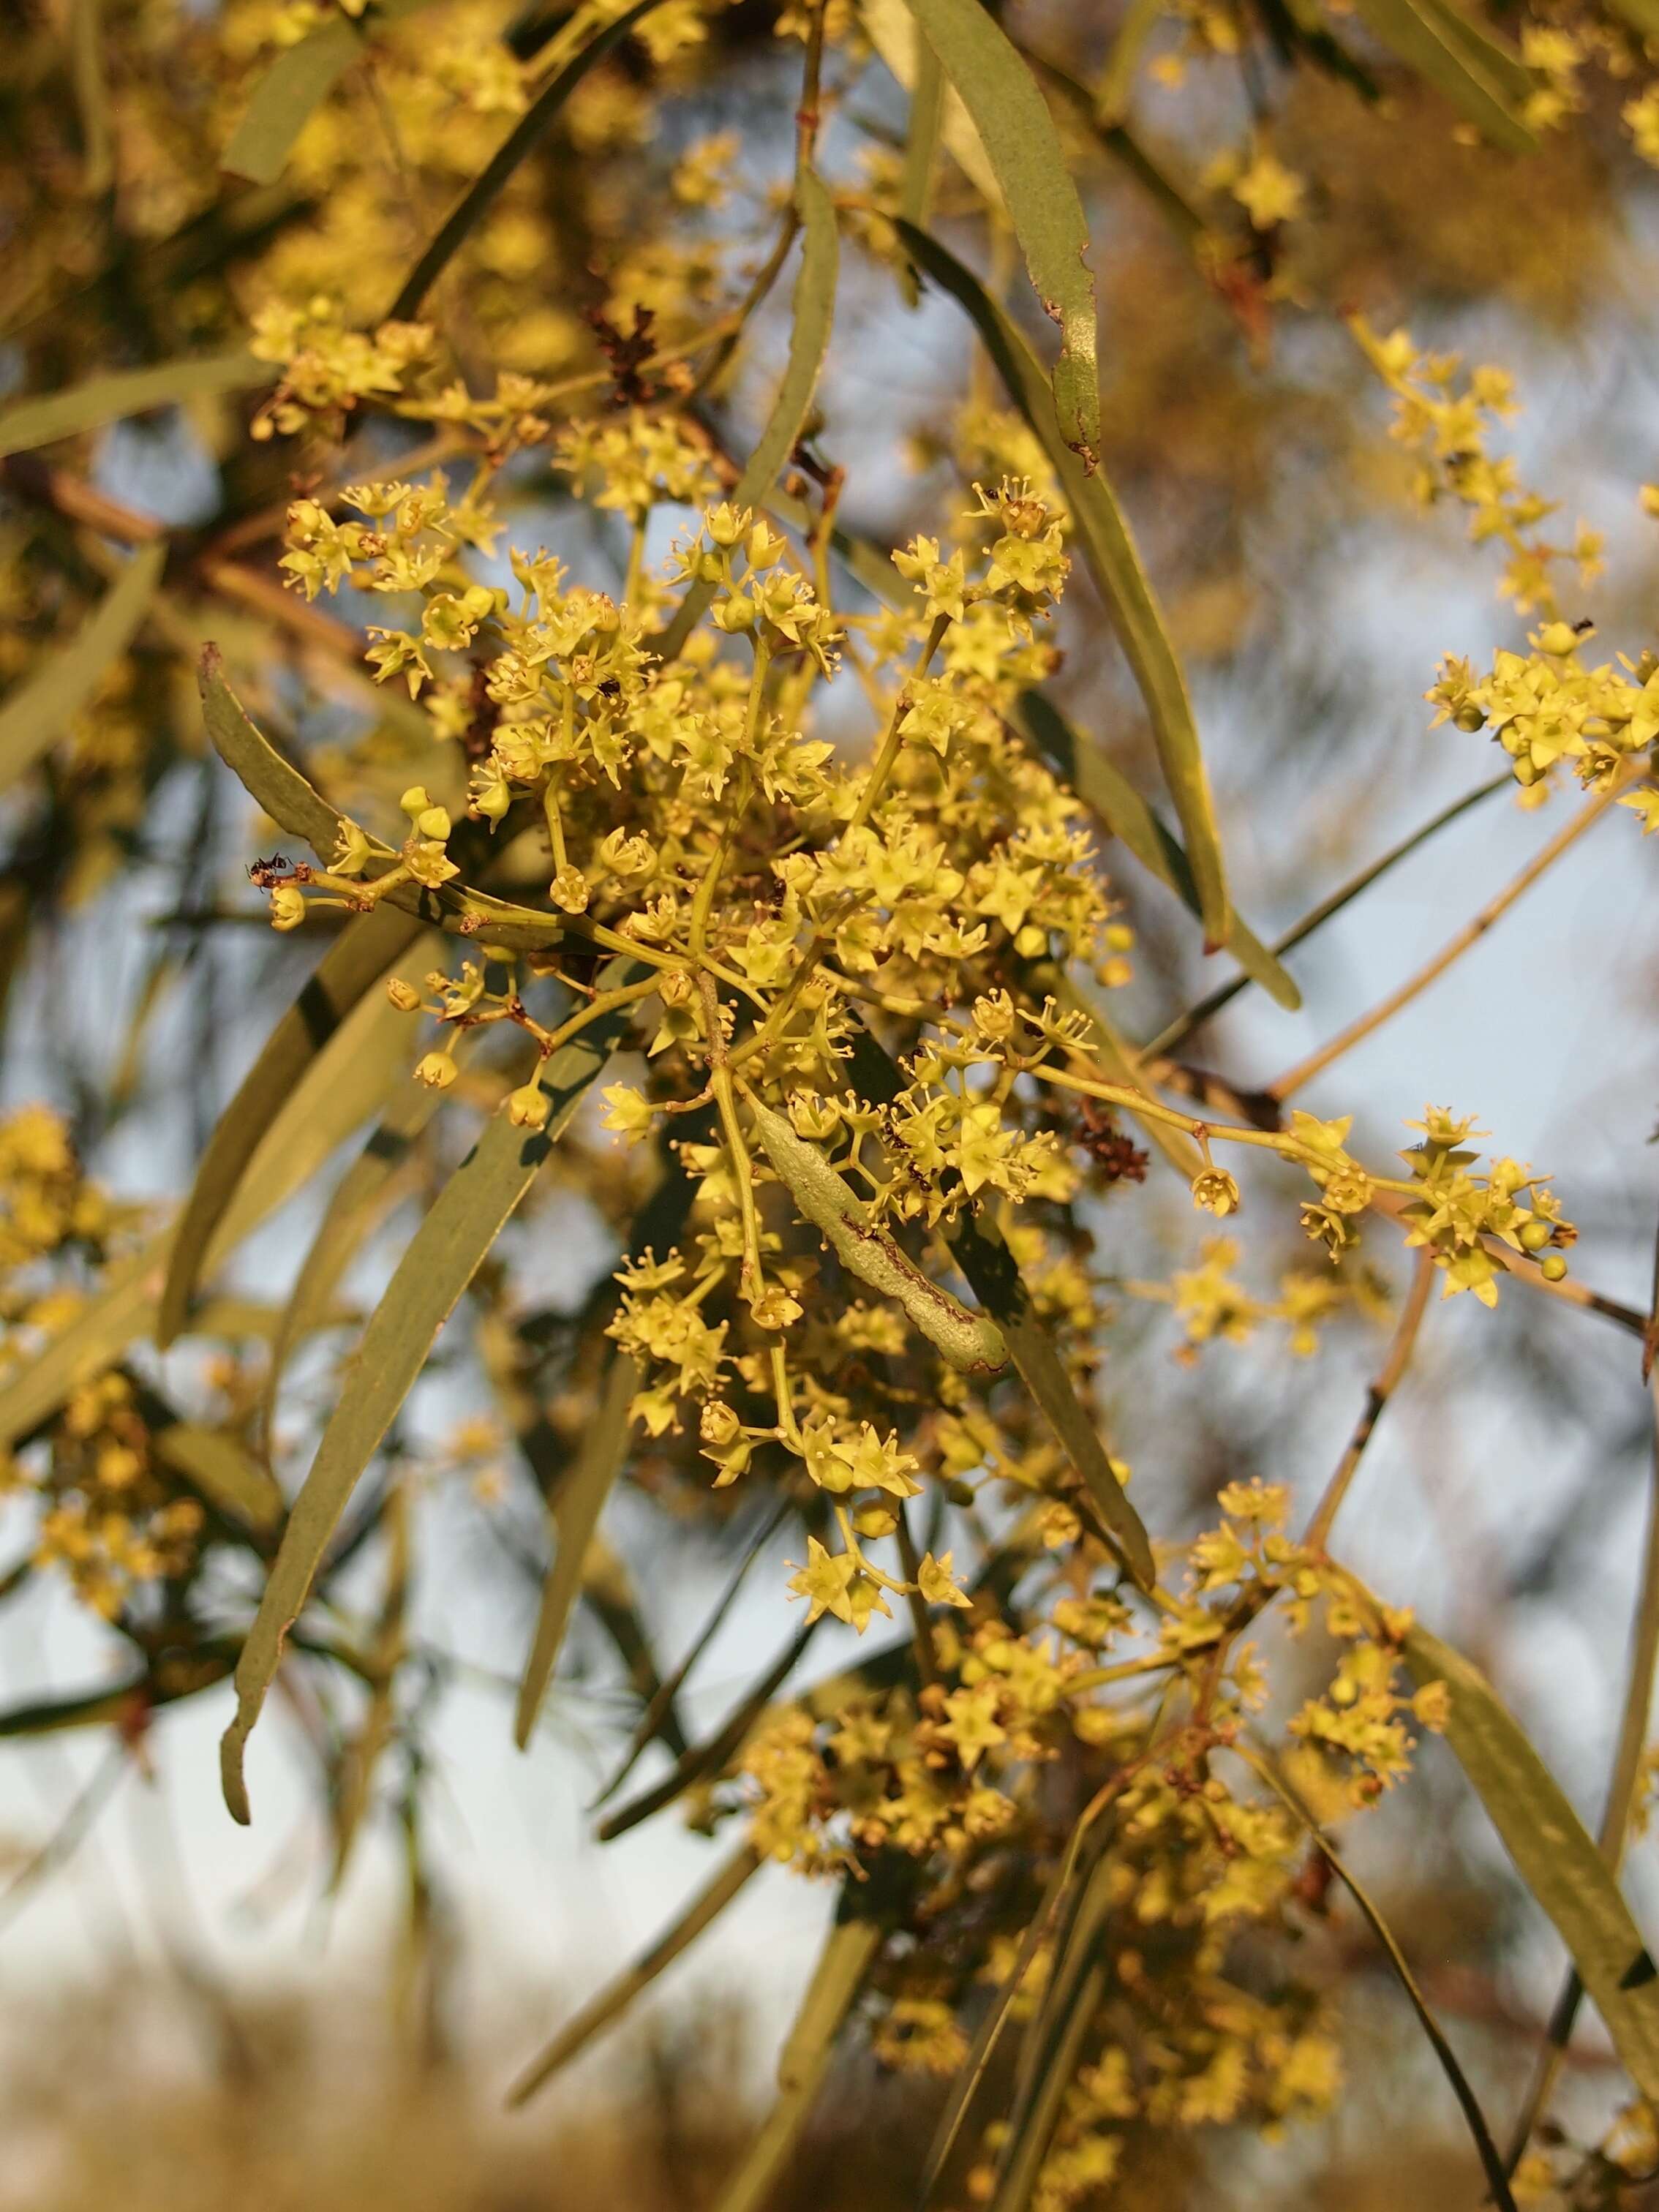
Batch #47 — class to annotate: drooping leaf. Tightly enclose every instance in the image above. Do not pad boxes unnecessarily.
[198,646,565,951]
[508,1843,761,2105]
[388,0,673,320]
[596,1620,820,1842]
[158,908,429,1346]
[711,1908,883,2212]
[261,1073,448,1442]
[655,166,839,661]
[0,543,165,794]
[1014,689,1299,1010]
[845,1028,1156,1591]
[864,0,999,210]
[1404,1620,1659,2101]
[67,0,113,193]
[154,1423,285,1535]
[219,967,643,1824]
[1347,0,1537,151]
[0,356,267,458]
[946,1210,1154,1590]
[898,222,1232,951]
[594,1496,791,1807]
[900,0,1100,470]
[1239,1742,1518,2212]
[223,0,437,185]
[514,1352,639,1747]
[988,1855,1116,2212]
[0,1017,388,1453]
[329,1484,410,1891]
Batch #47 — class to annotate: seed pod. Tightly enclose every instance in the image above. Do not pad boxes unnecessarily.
[745,1099,1008,1375]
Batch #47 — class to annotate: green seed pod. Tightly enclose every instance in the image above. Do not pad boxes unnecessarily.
[746,1099,1008,1375]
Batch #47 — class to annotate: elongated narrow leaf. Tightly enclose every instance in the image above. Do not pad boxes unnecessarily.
[1348,0,1536,151]
[655,168,838,661]
[1240,1742,1518,2212]
[0,1645,239,1737]
[159,908,426,1346]
[154,1423,284,1535]
[330,1486,409,1890]
[989,1856,1115,2212]
[0,544,165,794]
[509,1843,761,2105]
[898,222,1231,951]
[845,1029,1156,1591]
[219,968,643,1824]
[198,647,565,951]
[864,0,998,209]
[901,0,1099,470]
[1413,0,1534,102]
[0,990,407,1453]
[1061,982,1205,1181]
[946,1209,1154,1590]
[597,1621,819,1842]
[712,1911,882,2212]
[223,0,435,184]
[514,1353,639,1745]
[262,1074,446,1439]
[1015,690,1299,1010]
[1606,0,1659,39]
[67,0,113,192]
[0,355,266,459]
[388,0,671,320]
[1404,1621,1659,2100]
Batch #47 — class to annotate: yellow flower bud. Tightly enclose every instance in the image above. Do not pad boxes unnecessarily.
[505,1082,550,1130]
[550,865,590,914]
[385,977,422,1012]
[269,885,307,931]
[1191,1168,1241,1218]
[414,1050,458,1089]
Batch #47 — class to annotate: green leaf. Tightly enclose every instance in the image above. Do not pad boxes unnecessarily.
[1014,690,1299,1011]
[1412,0,1535,105]
[845,1028,1156,1591]
[1347,0,1537,151]
[223,0,437,185]
[900,0,1099,470]
[158,908,428,1347]
[67,0,113,194]
[387,0,672,320]
[219,966,642,1824]
[711,1910,883,2212]
[508,1843,761,2105]
[655,166,839,661]
[1238,1742,1518,2212]
[0,543,165,794]
[0,356,267,459]
[198,646,565,951]
[0,977,407,1455]
[898,221,1232,950]
[514,1352,639,1747]
[596,1620,820,1842]
[261,1074,446,1442]
[1404,1621,1659,2101]
[1605,0,1659,40]
[945,1209,1154,1591]
[864,0,1000,210]
[154,1422,285,1535]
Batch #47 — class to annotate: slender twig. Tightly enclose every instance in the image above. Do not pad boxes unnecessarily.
[1303,1249,1434,1554]
[1266,774,1633,1105]
[1145,772,1512,1058]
